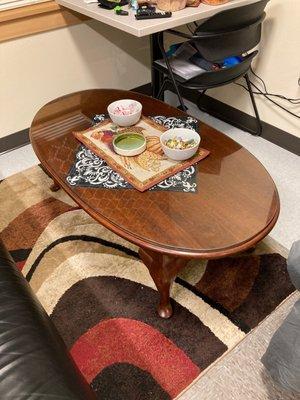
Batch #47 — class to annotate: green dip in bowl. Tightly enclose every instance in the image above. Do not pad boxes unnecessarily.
[113,133,146,156]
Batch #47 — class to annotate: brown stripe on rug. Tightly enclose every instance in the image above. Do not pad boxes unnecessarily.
[178,251,294,330]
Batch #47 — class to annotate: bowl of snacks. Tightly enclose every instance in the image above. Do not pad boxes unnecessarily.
[107,99,142,127]
[160,128,200,161]
[113,132,146,157]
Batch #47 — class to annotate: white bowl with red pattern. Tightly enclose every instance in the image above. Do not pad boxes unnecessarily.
[107,99,142,127]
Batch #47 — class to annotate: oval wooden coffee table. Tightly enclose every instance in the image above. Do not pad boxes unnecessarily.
[30,89,280,318]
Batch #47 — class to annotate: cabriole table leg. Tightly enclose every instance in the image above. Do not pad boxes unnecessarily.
[139,247,189,319]
[50,179,60,192]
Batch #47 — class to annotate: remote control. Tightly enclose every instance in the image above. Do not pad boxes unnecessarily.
[135,11,172,19]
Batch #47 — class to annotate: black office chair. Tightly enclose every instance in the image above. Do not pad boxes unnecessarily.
[153,0,269,136]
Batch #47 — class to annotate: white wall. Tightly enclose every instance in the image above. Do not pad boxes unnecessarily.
[206,0,300,137]
[0,20,150,138]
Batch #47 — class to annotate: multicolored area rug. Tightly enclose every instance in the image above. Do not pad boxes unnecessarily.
[0,166,294,400]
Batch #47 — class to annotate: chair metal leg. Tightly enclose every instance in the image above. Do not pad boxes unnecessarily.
[163,65,187,111]
[157,78,168,101]
[196,90,208,113]
[157,32,187,112]
[169,79,187,112]
[244,73,263,136]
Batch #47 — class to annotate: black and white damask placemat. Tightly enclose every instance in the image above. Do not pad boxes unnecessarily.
[66,115,199,193]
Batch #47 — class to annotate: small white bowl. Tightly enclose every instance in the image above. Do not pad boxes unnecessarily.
[107,99,142,127]
[160,128,200,161]
[113,132,146,157]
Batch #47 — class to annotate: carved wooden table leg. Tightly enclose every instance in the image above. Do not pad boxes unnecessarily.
[139,247,189,319]
[50,179,60,192]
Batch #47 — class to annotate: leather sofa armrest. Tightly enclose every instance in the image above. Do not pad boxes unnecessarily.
[0,241,96,399]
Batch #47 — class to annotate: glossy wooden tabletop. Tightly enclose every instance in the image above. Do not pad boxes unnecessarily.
[30,89,280,259]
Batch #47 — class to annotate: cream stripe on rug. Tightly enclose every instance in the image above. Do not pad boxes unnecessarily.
[23,209,138,275]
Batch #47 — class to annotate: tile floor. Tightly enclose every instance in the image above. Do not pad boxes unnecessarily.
[0,99,299,400]
[0,143,39,180]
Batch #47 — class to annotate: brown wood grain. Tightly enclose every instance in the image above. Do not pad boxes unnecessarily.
[29,89,280,317]
[30,89,280,259]
[139,247,189,318]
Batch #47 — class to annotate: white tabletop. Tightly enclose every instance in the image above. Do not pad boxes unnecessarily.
[56,0,259,37]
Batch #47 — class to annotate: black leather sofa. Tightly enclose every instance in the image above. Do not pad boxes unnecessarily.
[0,241,96,399]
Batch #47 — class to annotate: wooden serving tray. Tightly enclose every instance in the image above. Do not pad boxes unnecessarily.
[73,116,210,192]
